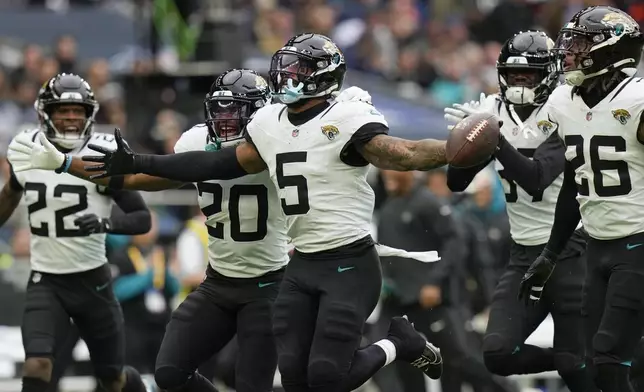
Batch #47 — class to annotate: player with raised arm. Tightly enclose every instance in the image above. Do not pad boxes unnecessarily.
[2,73,150,392]
[512,7,644,392]
[443,31,596,391]
[8,68,430,392]
[56,34,450,392]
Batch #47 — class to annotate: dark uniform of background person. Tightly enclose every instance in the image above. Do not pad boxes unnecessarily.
[376,169,515,392]
[109,212,180,374]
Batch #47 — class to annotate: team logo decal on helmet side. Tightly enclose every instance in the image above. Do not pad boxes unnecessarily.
[255,75,268,91]
[321,125,339,140]
[601,12,638,36]
[612,109,631,125]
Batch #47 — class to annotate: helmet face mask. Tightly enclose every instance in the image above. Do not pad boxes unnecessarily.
[268,33,346,105]
[497,30,560,106]
[204,69,271,149]
[36,73,99,151]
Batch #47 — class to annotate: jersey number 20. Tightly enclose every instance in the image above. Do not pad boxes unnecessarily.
[565,135,632,197]
[197,183,269,242]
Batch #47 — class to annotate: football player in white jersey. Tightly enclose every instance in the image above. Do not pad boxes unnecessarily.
[64,33,454,392]
[443,31,596,392]
[514,6,644,392]
[1,74,150,392]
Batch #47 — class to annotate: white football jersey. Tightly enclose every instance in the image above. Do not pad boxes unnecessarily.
[10,130,116,274]
[542,75,644,240]
[247,100,384,253]
[477,94,563,246]
[174,124,289,278]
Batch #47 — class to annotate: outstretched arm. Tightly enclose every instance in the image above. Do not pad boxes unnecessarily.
[358,135,447,171]
[129,141,266,181]
[82,128,266,182]
[67,158,183,191]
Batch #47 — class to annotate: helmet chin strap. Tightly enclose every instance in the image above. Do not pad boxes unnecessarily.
[564,58,635,86]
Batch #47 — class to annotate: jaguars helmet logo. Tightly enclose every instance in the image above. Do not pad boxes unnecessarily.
[536,120,554,135]
[321,125,339,141]
[255,75,268,91]
[612,109,631,125]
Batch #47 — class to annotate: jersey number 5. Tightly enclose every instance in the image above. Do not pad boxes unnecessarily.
[197,183,269,242]
[565,135,632,197]
[276,152,310,215]
[24,183,89,237]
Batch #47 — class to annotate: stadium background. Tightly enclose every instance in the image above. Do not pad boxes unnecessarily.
[0,0,642,391]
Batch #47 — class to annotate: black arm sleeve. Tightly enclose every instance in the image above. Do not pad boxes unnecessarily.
[340,122,389,166]
[446,158,491,192]
[544,160,581,257]
[133,147,248,182]
[108,189,151,235]
[8,164,23,191]
[494,131,565,197]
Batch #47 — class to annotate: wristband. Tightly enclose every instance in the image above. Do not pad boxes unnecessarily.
[55,155,72,174]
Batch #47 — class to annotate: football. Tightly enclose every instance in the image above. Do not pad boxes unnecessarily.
[446,112,501,168]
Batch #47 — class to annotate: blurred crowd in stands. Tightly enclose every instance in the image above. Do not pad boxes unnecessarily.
[0,0,643,389]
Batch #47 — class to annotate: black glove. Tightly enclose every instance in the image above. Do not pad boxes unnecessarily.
[518,248,557,305]
[83,128,137,179]
[74,214,111,235]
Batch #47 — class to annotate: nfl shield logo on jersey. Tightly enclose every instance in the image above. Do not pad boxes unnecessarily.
[321,125,340,140]
[292,129,299,137]
[32,273,41,283]
[612,109,631,125]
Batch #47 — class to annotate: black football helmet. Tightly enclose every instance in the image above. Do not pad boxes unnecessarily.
[268,33,346,105]
[204,68,271,149]
[497,30,560,106]
[555,6,644,86]
[36,73,99,150]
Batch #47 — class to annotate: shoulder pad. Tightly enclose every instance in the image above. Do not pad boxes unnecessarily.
[89,132,118,150]
[174,124,209,153]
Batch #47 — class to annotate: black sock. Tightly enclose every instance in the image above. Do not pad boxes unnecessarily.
[342,345,387,391]
[122,366,146,392]
[595,363,634,392]
[22,377,49,392]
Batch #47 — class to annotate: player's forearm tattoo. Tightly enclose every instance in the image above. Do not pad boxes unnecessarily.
[362,135,447,171]
[0,184,22,227]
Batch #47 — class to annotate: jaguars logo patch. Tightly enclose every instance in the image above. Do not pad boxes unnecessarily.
[536,120,554,135]
[321,125,339,141]
[612,109,631,125]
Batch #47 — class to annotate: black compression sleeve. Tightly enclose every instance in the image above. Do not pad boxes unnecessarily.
[446,158,491,192]
[494,131,565,197]
[108,190,151,235]
[545,160,581,257]
[133,147,247,182]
